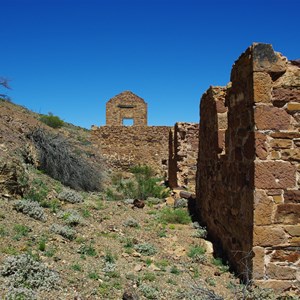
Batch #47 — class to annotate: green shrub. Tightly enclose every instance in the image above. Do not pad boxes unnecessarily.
[77,243,97,257]
[134,243,157,256]
[58,209,83,226]
[13,224,31,240]
[211,257,229,273]
[1,254,59,291]
[138,284,159,299]
[5,287,37,300]
[187,245,207,263]
[50,224,76,240]
[109,165,169,200]
[14,200,47,222]
[25,179,48,202]
[39,113,64,128]
[159,208,191,224]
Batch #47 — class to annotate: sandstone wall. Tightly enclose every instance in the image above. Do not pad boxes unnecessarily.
[196,43,300,291]
[91,126,170,175]
[106,91,147,126]
[168,122,199,192]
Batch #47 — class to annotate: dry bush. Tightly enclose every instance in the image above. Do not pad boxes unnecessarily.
[28,128,102,191]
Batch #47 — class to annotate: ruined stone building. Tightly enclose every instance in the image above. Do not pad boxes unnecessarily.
[197,43,300,291]
[91,43,299,292]
[91,91,199,190]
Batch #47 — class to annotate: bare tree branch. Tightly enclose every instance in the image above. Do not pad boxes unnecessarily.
[0,77,11,89]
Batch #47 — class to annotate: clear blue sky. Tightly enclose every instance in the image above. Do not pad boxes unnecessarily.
[1,0,299,128]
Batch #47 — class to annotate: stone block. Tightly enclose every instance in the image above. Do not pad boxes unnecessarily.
[254,190,275,225]
[266,263,297,280]
[217,112,228,130]
[255,132,268,159]
[269,151,281,160]
[272,87,300,103]
[272,195,283,204]
[269,139,292,149]
[255,105,291,130]
[252,43,287,73]
[275,203,300,224]
[289,237,300,246]
[271,249,300,263]
[255,161,296,189]
[270,131,300,139]
[284,190,300,203]
[281,148,300,162]
[287,102,300,112]
[254,279,299,292]
[253,72,272,103]
[284,225,300,237]
[215,99,227,113]
[252,246,265,280]
[253,226,288,247]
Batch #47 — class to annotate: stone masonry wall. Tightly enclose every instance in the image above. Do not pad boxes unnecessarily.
[106,91,147,126]
[91,126,170,175]
[196,43,300,292]
[168,122,199,192]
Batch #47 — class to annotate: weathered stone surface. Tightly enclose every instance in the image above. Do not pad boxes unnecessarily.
[254,190,274,225]
[255,105,291,130]
[270,131,300,139]
[168,122,199,191]
[0,158,28,198]
[275,203,300,224]
[273,63,300,88]
[254,279,299,292]
[255,161,296,189]
[289,237,300,246]
[284,225,300,237]
[272,88,300,103]
[253,72,272,103]
[269,139,292,149]
[267,263,297,280]
[252,43,287,73]
[271,249,300,263]
[272,195,283,204]
[196,43,300,289]
[91,126,170,174]
[255,132,268,159]
[287,102,300,111]
[284,190,300,203]
[252,246,265,280]
[281,148,300,162]
[253,226,288,246]
[106,91,147,126]
[216,99,227,113]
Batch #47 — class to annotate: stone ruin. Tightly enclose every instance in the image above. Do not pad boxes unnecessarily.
[106,90,147,126]
[91,43,299,292]
[197,43,300,291]
[91,91,199,188]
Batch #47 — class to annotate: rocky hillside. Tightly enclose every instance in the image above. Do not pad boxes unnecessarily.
[0,99,298,299]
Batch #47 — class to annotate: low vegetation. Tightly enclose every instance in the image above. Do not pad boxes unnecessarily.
[106,165,170,201]
[29,128,102,192]
[39,112,64,129]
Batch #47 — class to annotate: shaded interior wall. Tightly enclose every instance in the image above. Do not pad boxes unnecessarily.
[196,85,254,276]
[91,126,170,175]
[196,43,300,291]
[168,122,199,191]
